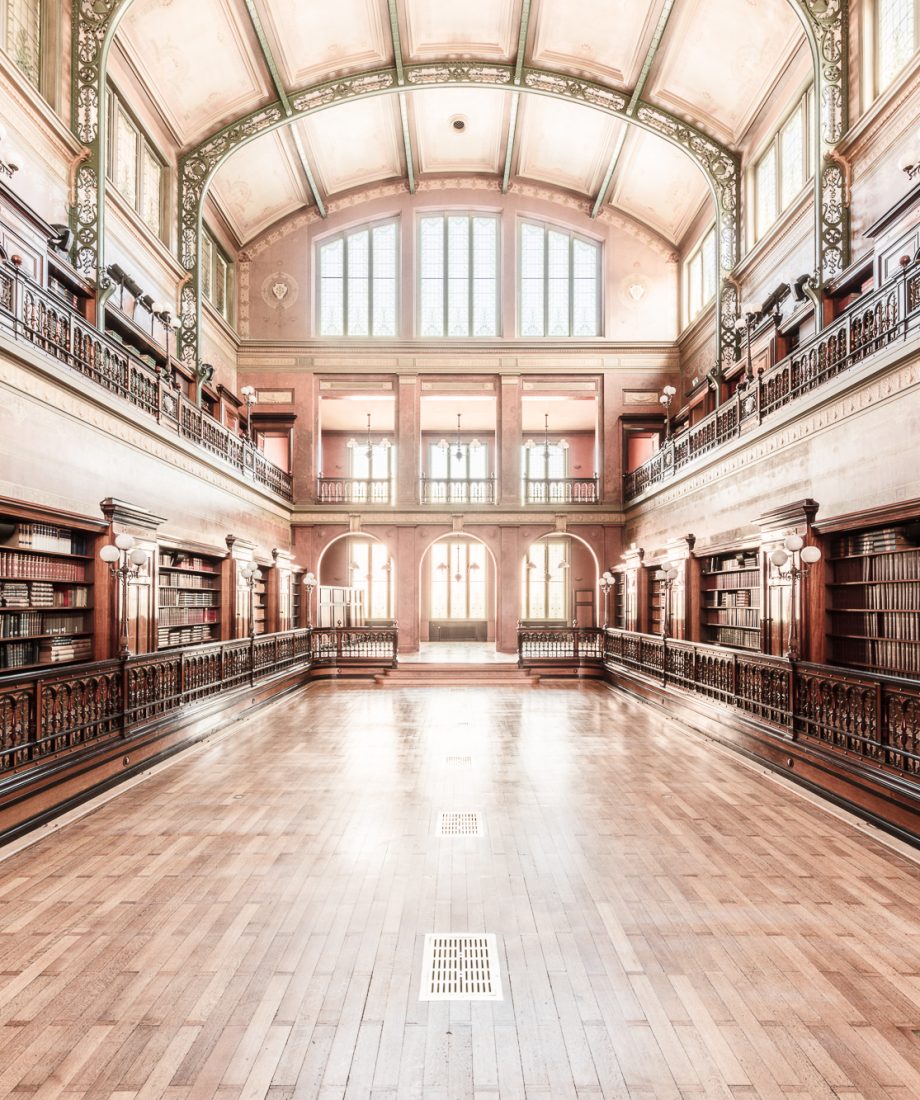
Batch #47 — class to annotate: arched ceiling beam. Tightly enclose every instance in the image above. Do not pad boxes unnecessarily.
[239,0,326,218]
[173,62,740,370]
[385,0,417,194]
[591,0,677,219]
[501,0,532,193]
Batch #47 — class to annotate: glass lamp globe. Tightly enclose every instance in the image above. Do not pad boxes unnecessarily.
[114,532,135,550]
[129,548,147,566]
[99,544,120,563]
[303,571,316,585]
[784,534,804,553]
[770,548,789,567]
[663,385,677,397]
[801,545,822,564]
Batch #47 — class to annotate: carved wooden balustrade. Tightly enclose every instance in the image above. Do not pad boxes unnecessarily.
[625,259,920,501]
[0,267,292,500]
[0,626,397,779]
[517,627,604,661]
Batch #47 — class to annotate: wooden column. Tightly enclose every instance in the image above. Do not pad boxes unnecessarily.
[664,533,696,641]
[99,499,165,658]
[756,499,820,660]
[269,548,295,634]
[621,544,646,633]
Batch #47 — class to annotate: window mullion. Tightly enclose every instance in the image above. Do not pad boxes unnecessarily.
[468,217,474,336]
[569,235,575,338]
[367,230,373,338]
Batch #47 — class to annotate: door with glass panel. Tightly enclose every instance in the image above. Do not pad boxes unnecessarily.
[428,539,489,640]
[521,539,570,622]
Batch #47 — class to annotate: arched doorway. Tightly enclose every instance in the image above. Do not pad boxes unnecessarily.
[520,533,600,628]
[316,533,395,627]
[418,534,497,645]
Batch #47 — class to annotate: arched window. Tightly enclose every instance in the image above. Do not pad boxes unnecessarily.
[417,213,500,337]
[317,219,399,337]
[522,540,569,620]
[519,220,601,337]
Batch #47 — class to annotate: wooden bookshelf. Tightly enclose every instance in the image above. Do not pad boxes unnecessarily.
[701,551,762,651]
[0,518,94,671]
[649,567,667,635]
[612,572,626,630]
[157,549,221,650]
[827,523,920,677]
[291,571,302,629]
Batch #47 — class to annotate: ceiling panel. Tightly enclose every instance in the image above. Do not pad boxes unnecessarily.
[402,0,518,63]
[611,128,710,243]
[516,97,622,197]
[209,128,308,244]
[413,88,506,176]
[529,0,658,88]
[648,0,803,142]
[118,0,270,147]
[420,396,498,432]
[299,97,404,196]
[255,0,392,89]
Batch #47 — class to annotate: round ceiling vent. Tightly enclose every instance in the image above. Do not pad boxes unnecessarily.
[449,115,468,133]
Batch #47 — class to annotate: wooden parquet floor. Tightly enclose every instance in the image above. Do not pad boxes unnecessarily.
[3,682,920,1099]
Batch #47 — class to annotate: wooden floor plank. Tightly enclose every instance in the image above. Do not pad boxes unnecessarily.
[1,682,920,1099]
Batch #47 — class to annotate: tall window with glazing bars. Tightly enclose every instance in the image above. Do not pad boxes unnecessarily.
[519,220,601,337]
[318,220,398,337]
[418,213,499,337]
[2,0,41,89]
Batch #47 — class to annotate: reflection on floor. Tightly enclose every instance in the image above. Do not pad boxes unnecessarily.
[4,682,920,1097]
[402,641,517,663]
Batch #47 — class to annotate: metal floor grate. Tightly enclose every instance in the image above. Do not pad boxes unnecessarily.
[445,756,472,765]
[437,811,483,836]
[419,933,503,1001]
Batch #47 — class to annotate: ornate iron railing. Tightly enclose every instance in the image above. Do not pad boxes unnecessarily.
[0,626,397,776]
[316,477,393,504]
[0,266,292,501]
[517,626,604,661]
[625,259,920,500]
[522,477,599,504]
[419,476,496,504]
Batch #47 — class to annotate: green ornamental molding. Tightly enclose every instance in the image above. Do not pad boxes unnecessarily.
[72,0,848,369]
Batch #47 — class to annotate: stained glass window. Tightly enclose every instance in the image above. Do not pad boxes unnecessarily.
[754,91,811,242]
[518,220,600,337]
[3,0,41,89]
[318,220,398,337]
[417,214,499,337]
[108,89,165,242]
[878,0,916,91]
[202,227,233,323]
[779,105,805,209]
[755,145,778,241]
[685,226,717,325]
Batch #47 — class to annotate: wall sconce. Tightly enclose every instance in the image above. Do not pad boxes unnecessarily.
[239,561,263,639]
[899,137,920,180]
[768,535,822,661]
[99,534,147,658]
[0,123,23,179]
[302,571,317,628]
[658,385,677,440]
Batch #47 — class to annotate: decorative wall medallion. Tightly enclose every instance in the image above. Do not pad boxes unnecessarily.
[622,273,649,305]
[261,272,298,311]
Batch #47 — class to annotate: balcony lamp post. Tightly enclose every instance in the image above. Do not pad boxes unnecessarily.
[600,570,615,628]
[302,571,317,628]
[239,561,262,639]
[768,535,822,661]
[99,534,147,658]
[658,386,677,441]
[240,386,256,442]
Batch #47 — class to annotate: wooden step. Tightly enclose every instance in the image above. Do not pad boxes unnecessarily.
[374,663,540,686]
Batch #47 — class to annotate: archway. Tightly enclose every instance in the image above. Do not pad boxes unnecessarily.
[520,532,601,628]
[417,533,498,650]
[315,531,395,628]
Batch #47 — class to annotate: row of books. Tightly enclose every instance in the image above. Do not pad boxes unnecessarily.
[830,637,920,676]
[0,582,89,609]
[829,609,920,640]
[704,607,761,628]
[832,585,920,610]
[2,523,87,555]
[832,553,920,583]
[0,612,85,638]
[40,638,93,664]
[159,590,219,608]
[159,574,217,590]
[704,626,760,649]
[0,551,85,582]
[705,554,759,573]
[157,624,219,647]
[158,607,219,627]
[160,555,218,573]
[833,528,915,556]
[703,572,759,591]
[704,589,758,608]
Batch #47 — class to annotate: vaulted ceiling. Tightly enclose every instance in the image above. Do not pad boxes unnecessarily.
[117,0,805,247]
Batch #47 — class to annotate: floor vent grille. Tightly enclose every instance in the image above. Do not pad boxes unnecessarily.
[445,756,472,766]
[419,933,502,1001]
[437,811,483,836]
